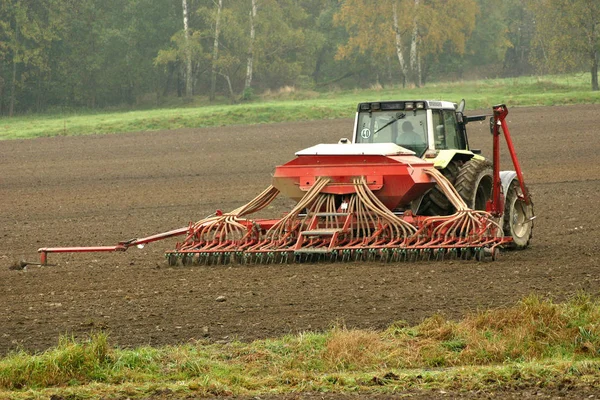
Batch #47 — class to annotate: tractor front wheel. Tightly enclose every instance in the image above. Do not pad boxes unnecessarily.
[454,159,493,210]
[503,179,534,249]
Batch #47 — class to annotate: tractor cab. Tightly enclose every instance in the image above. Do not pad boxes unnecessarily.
[352,100,470,158]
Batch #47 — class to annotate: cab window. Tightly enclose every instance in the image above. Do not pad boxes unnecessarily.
[432,110,465,150]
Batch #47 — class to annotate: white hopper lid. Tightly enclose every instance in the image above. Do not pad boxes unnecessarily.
[295,143,416,156]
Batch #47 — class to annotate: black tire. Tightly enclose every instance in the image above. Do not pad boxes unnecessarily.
[503,179,534,249]
[419,161,460,216]
[454,159,493,210]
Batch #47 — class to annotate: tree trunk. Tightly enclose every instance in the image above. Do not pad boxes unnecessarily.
[0,76,4,115]
[592,49,599,91]
[409,0,421,87]
[9,19,18,117]
[312,47,327,85]
[9,55,17,117]
[244,0,257,92]
[219,71,236,103]
[182,0,193,97]
[392,2,408,87]
[210,0,223,101]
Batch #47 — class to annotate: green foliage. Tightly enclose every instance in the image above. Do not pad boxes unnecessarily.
[0,0,565,115]
[0,332,111,389]
[527,0,600,90]
[241,86,255,102]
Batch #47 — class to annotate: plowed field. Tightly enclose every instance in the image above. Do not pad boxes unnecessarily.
[1,105,599,358]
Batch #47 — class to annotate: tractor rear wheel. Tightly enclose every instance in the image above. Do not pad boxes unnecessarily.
[454,159,493,210]
[419,161,460,215]
[503,179,533,249]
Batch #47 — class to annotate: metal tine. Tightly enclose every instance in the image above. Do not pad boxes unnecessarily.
[435,248,444,261]
[367,249,374,262]
[382,249,390,263]
[412,250,420,262]
[450,248,458,260]
[167,253,178,267]
[461,248,469,260]
[402,249,410,262]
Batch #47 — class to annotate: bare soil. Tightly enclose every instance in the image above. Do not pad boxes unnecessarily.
[1,105,600,396]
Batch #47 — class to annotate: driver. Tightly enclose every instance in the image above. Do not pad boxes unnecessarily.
[399,121,424,146]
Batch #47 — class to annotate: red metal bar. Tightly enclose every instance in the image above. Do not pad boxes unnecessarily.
[490,106,504,216]
[494,105,530,205]
[37,226,190,265]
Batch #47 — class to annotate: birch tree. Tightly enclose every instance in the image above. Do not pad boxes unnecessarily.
[335,0,477,87]
[209,0,223,101]
[244,0,257,94]
[182,0,192,97]
[409,0,421,86]
[392,2,409,84]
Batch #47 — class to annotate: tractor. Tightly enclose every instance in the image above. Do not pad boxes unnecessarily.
[348,100,533,249]
[37,102,534,265]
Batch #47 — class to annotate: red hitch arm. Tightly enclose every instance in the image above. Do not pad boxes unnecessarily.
[489,104,531,217]
[37,226,189,265]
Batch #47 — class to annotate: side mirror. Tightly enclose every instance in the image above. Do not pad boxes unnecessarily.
[457,99,466,114]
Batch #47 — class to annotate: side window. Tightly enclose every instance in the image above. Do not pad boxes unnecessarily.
[432,110,445,149]
[443,110,464,149]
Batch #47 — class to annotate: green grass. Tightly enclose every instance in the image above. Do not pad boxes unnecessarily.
[3,293,600,399]
[2,73,600,140]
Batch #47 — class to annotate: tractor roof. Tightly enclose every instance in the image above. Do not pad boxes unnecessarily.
[356,100,457,112]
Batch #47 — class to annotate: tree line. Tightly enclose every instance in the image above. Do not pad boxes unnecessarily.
[0,0,598,116]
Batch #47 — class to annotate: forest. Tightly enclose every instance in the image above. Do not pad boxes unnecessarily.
[0,0,598,116]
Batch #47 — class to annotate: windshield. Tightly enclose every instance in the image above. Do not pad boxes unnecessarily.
[356,109,428,156]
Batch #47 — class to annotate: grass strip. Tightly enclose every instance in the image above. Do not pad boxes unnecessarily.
[2,293,600,399]
[2,74,600,140]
